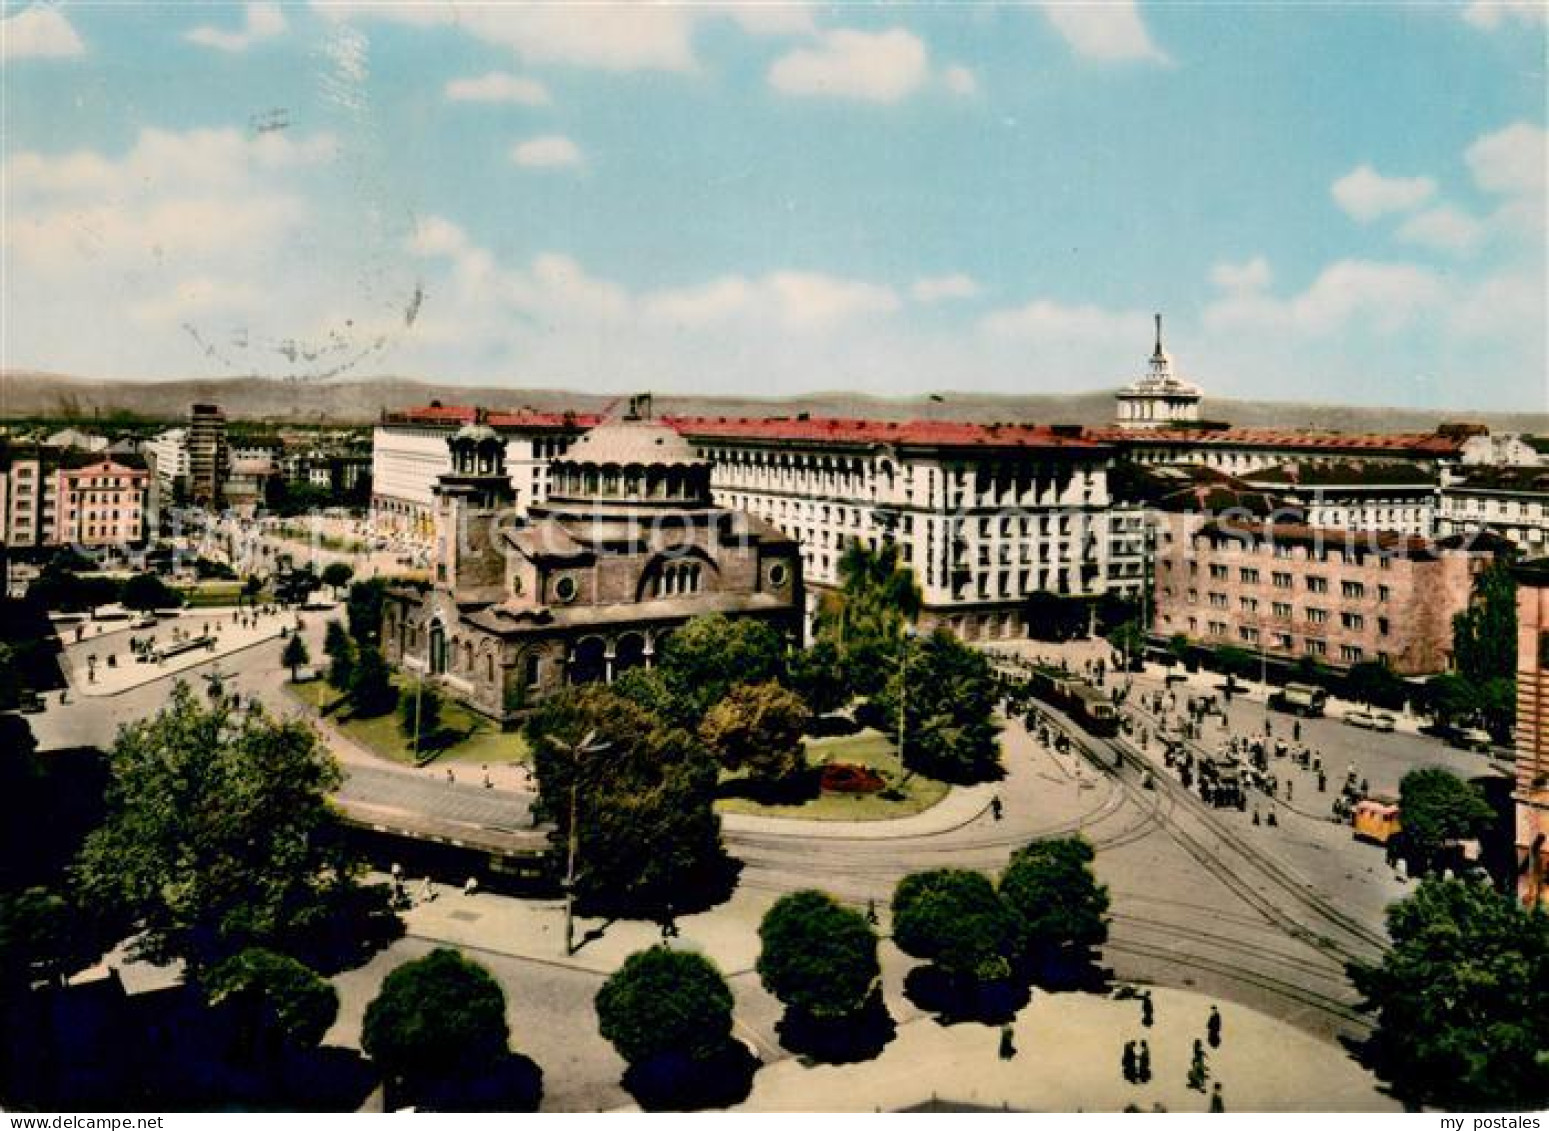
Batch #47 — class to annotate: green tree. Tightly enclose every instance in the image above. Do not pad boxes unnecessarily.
[1214,645,1258,682]
[998,837,1110,983]
[656,614,788,717]
[362,948,510,1097]
[323,619,356,692]
[1108,620,1146,670]
[611,667,695,731]
[819,541,922,696]
[1343,660,1409,711]
[348,645,398,718]
[757,890,879,1021]
[891,869,1016,987]
[1349,878,1549,1110]
[526,687,727,917]
[1453,559,1517,683]
[281,634,310,682]
[595,946,734,1067]
[74,682,351,969]
[240,574,265,608]
[346,578,388,646]
[321,562,355,599]
[873,629,1001,783]
[0,886,93,993]
[700,680,811,783]
[1398,767,1495,874]
[203,947,339,1058]
[785,636,850,717]
[120,571,181,612]
[398,683,443,743]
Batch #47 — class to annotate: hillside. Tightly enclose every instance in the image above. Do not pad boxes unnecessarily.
[2,370,1545,434]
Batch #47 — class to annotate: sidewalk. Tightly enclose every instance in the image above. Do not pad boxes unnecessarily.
[727,984,1396,1113]
[61,608,286,697]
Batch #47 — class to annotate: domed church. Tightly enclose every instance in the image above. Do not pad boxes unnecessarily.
[381,399,803,722]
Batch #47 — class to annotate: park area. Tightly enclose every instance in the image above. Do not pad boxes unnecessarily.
[289,674,529,769]
[716,728,949,821]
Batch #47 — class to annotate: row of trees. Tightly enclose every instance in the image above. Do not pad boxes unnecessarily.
[26,555,183,613]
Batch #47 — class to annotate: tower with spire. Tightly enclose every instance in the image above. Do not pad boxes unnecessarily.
[1114,314,1203,430]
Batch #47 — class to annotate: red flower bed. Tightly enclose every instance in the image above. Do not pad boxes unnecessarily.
[820,762,886,794]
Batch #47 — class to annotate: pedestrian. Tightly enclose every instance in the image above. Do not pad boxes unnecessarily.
[1137,1039,1151,1083]
[1188,1039,1209,1092]
[1293,720,1301,742]
[1122,1041,1138,1084]
[483,773,493,790]
[419,877,435,903]
[1141,991,1154,1028]
[463,876,479,897]
[1285,779,1293,802]
[1207,1005,1222,1048]
[1210,1082,1225,1113]
[999,1024,1017,1060]
[1252,808,1260,826]
[866,899,879,925]
[446,767,455,785]
[1266,808,1278,827]
[991,794,1004,821]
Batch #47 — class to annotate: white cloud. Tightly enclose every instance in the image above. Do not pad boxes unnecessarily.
[1,5,84,59]
[769,28,931,104]
[315,2,809,73]
[185,2,287,52]
[1462,1,1549,29]
[981,299,1152,343]
[1209,256,1273,294]
[1466,121,1547,199]
[444,72,551,105]
[1397,206,1487,255]
[942,65,979,97]
[1037,1,1169,64]
[1330,165,1436,222]
[1205,259,1446,336]
[912,274,982,303]
[766,272,901,328]
[511,136,583,168]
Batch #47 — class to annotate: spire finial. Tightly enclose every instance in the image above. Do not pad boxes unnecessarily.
[1153,312,1164,358]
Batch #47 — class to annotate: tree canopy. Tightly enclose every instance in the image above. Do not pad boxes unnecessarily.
[321,562,355,596]
[203,947,339,1055]
[1350,877,1549,1110]
[346,579,388,646]
[757,890,879,1020]
[891,869,1016,986]
[120,571,182,612]
[74,682,350,969]
[347,645,398,718]
[323,620,355,692]
[526,687,727,917]
[1398,767,1495,873]
[595,947,735,1066]
[872,629,1002,783]
[655,614,788,717]
[818,541,922,697]
[998,837,1109,980]
[700,680,811,783]
[281,634,310,681]
[362,948,510,1089]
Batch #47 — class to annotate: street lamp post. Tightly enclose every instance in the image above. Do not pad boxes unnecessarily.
[561,728,612,956]
[895,624,918,782]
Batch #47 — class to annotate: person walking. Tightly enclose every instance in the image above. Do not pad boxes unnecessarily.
[1141,991,1154,1028]
[1188,1039,1209,1092]
[1207,1004,1222,1048]
[1122,1041,1138,1085]
[1210,1082,1225,1112]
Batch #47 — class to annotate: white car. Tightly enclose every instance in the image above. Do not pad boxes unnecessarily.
[1343,709,1377,730]
[129,614,158,630]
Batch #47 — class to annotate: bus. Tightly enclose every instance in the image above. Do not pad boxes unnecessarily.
[1269,682,1328,717]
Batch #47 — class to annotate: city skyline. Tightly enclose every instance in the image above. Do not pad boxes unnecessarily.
[2,1,1546,410]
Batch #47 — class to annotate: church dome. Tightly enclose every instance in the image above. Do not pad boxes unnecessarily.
[561,420,700,468]
[548,420,710,507]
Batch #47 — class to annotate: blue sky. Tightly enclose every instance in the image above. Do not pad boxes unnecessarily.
[2,1,1545,411]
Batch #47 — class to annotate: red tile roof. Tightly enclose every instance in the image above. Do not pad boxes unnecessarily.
[667,415,1106,450]
[1087,426,1467,455]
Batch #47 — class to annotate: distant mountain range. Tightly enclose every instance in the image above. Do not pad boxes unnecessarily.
[3,369,1546,434]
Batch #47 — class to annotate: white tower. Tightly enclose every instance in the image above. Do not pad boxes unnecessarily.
[1114,314,1203,430]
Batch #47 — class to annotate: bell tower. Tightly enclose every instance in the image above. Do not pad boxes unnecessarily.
[433,414,515,599]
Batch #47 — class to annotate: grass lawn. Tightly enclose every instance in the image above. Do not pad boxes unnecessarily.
[715,728,949,822]
[177,581,246,608]
[274,526,369,555]
[288,675,530,768]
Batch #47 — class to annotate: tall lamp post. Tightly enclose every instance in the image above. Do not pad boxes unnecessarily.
[895,624,918,783]
[561,728,613,956]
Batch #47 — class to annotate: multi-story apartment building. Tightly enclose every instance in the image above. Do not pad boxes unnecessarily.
[1436,467,1549,554]
[680,416,1115,639]
[187,403,229,505]
[1091,425,1471,477]
[1516,558,1549,908]
[55,457,149,548]
[1242,461,1438,537]
[1,443,54,549]
[1153,516,1492,675]
[145,427,191,499]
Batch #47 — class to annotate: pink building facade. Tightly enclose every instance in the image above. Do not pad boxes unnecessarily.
[55,458,149,548]
[1154,516,1489,677]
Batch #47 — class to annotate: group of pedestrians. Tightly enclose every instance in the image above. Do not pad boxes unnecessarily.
[1119,994,1228,1112]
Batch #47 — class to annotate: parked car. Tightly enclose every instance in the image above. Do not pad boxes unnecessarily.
[1343,709,1377,730]
[1446,726,1494,752]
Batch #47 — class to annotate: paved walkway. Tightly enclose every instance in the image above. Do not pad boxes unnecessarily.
[727,985,1395,1114]
[58,607,287,697]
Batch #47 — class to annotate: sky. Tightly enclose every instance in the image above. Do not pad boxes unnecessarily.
[2,1,1545,411]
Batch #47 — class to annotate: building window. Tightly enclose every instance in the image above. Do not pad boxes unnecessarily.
[1307,607,1328,624]
[1307,576,1328,594]
[1272,572,1292,589]
[1272,601,1292,618]
[1342,580,1365,599]
[1239,568,1260,584]
[1239,626,1259,643]
[1378,584,1391,602]
[1377,617,1390,636]
[1209,593,1228,609]
[1340,644,1364,663]
[1306,639,1327,657]
[1209,564,1229,580]
[1341,612,1364,631]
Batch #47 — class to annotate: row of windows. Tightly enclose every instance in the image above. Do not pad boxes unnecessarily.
[1195,618,1370,663]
